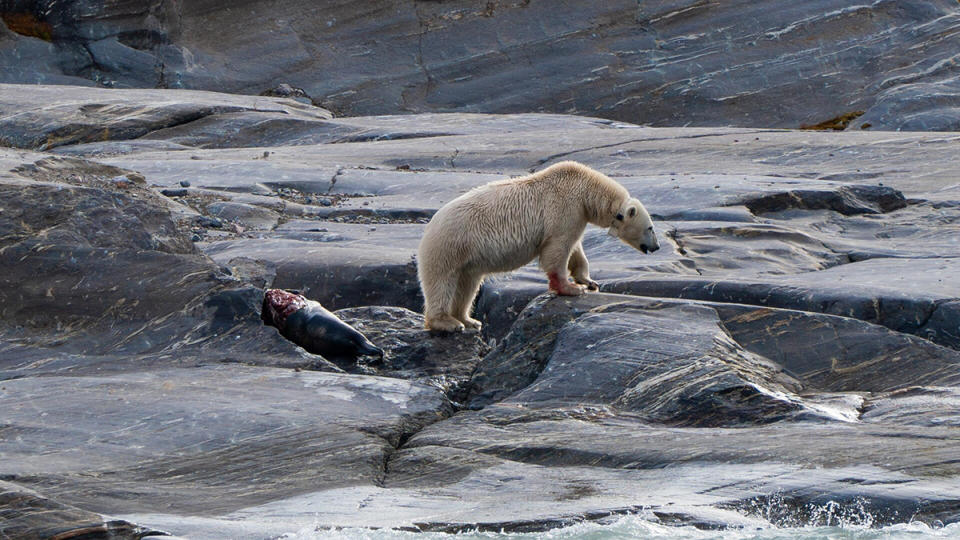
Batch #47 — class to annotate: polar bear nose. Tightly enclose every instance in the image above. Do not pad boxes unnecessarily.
[649,244,659,253]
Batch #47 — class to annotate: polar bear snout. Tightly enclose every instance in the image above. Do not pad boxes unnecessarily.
[641,231,660,253]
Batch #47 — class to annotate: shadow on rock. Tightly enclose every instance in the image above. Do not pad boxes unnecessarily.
[335,306,490,402]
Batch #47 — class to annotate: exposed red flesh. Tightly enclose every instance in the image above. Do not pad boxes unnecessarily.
[263,289,307,329]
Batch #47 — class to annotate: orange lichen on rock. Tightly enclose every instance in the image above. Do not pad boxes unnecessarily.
[1,12,53,41]
[800,111,865,131]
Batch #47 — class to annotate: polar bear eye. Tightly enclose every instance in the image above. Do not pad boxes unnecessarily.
[628,207,637,218]
[647,226,653,231]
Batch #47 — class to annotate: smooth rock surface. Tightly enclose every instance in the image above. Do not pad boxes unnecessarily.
[0,480,156,540]
[2,1,960,130]
[1,84,959,536]
[0,366,451,514]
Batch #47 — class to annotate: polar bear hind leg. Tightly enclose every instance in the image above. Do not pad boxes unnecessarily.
[452,271,484,331]
[422,268,466,332]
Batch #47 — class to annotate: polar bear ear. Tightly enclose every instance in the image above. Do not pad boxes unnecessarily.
[628,207,637,218]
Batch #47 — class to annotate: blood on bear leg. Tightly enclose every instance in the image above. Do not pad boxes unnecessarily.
[548,272,584,296]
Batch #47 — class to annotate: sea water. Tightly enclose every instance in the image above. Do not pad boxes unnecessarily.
[279,517,960,540]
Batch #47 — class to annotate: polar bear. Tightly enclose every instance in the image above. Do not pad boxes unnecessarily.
[417,161,659,332]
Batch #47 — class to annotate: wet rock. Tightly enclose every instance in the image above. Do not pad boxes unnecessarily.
[469,293,960,424]
[717,305,960,392]
[500,300,814,427]
[394,412,960,532]
[0,154,328,377]
[605,257,960,349]
[739,184,907,216]
[204,222,425,311]
[0,480,157,540]
[861,387,960,427]
[334,306,489,399]
[223,256,277,290]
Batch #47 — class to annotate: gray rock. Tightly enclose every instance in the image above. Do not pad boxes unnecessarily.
[604,257,960,349]
[334,306,489,400]
[469,293,960,412]
[206,201,279,230]
[0,153,329,378]
[1,86,960,535]
[0,366,451,516]
[0,480,157,540]
[2,2,959,130]
[0,84,331,151]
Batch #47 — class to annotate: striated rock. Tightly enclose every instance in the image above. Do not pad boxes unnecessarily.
[0,480,157,540]
[468,294,960,415]
[2,1,960,130]
[0,366,452,517]
[1,85,959,536]
[0,84,331,150]
[0,152,332,378]
[605,257,960,349]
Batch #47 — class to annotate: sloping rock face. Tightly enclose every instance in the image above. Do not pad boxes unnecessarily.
[1,1,960,130]
[1,84,960,537]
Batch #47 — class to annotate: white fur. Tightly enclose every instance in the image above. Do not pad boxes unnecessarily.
[417,161,658,332]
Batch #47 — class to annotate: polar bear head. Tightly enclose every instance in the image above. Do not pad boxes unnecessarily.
[608,198,659,254]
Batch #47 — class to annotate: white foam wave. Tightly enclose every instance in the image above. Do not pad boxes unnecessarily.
[279,516,960,540]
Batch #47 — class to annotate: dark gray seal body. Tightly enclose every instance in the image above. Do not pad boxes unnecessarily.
[262,289,383,359]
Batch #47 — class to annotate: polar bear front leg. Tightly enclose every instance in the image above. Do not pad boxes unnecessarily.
[567,241,599,291]
[540,237,585,296]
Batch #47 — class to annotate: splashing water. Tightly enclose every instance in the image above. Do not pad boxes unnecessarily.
[279,515,959,540]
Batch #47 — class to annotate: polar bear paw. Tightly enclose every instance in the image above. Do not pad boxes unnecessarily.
[548,272,586,296]
[425,314,466,333]
[459,317,483,332]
